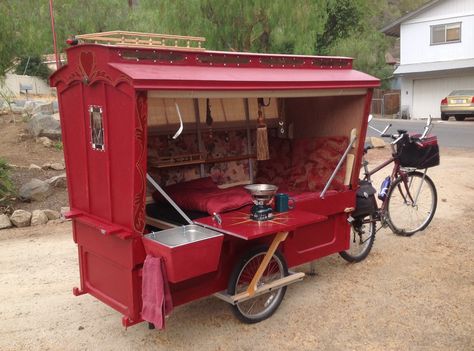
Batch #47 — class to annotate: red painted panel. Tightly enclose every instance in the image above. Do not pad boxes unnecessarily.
[295,190,356,215]
[105,84,135,229]
[59,83,90,212]
[284,214,350,267]
[83,82,110,219]
[74,221,145,269]
[74,221,144,321]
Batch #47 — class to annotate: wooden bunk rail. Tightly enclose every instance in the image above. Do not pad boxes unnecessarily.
[76,30,206,50]
[149,154,256,169]
[206,154,256,164]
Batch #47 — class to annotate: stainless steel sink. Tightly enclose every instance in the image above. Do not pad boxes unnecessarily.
[145,224,223,248]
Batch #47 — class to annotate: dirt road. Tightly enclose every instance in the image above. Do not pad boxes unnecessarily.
[1,148,473,351]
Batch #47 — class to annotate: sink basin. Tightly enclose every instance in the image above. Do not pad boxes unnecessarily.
[145,224,223,248]
[143,224,224,283]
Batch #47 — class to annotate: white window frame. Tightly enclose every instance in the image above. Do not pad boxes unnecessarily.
[430,22,461,45]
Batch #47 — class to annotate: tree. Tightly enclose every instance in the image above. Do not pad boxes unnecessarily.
[316,0,364,53]
[0,2,24,77]
[0,0,432,82]
[14,56,51,81]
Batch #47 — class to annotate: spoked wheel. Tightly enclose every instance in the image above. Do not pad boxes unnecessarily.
[228,246,288,324]
[339,215,376,262]
[386,171,437,236]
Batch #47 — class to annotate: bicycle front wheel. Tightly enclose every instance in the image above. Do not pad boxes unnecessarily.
[386,171,437,236]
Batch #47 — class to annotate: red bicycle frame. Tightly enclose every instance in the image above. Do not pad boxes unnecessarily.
[362,152,417,216]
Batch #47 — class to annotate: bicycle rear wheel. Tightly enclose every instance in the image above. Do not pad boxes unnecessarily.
[386,171,437,236]
[339,215,376,262]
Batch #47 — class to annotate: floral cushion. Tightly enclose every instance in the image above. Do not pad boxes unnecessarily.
[153,183,252,215]
[255,137,292,186]
[289,136,348,192]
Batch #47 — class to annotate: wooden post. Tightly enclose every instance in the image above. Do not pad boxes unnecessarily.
[244,98,254,182]
[193,98,205,177]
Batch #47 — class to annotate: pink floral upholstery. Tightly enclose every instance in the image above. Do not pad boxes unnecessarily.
[256,136,348,192]
[289,136,348,192]
[255,137,292,187]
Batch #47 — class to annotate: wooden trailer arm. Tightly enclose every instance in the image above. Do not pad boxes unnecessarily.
[215,229,304,305]
[246,231,288,295]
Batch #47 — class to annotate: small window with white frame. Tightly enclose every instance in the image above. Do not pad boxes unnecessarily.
[431,22,461,45]
[89,105,105,151]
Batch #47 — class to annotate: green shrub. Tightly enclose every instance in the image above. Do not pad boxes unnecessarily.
[14,56,51,82]
[0,159,15,202]
[53,141,63,150]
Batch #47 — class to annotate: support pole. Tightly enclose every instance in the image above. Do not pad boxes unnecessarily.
[49,0,61,69]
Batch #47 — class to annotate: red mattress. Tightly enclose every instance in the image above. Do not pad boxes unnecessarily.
[152,177,338,216]
[153,177,253,215]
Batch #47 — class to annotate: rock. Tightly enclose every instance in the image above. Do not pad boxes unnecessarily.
[46,218,64,225]
[29,164,42,170]
[24,100,37,113]
[37,136,53,147]
[0,214,13,229]
[51,112,60,121]
[50,162,65,170]
[43,209,61,220]
[13,99,26,107]
[31,210,48,226]
[32,101,54,115]
[10,210,32,227]
[52,100,59,113]
[19,178,52,202]
[46,173,67,188]
[17,133,30,142]
[370,137,386,148]
[60,206,70,220]
[42,162,65,171]
[27,112,62,139]
[10,104,25,114]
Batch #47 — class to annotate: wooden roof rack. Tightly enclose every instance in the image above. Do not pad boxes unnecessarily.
[75,30,206,51]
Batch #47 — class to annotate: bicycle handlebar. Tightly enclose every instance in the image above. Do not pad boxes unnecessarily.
[365,115,435,153]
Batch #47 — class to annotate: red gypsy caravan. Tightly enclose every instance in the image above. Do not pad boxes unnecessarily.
[50,31,380,328]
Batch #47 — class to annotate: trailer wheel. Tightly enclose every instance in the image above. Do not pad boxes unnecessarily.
[227,246,288,324]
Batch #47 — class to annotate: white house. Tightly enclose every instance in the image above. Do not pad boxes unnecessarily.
[382,0,474,119]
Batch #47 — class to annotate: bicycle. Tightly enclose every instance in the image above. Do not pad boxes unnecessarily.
[340,116,440,263]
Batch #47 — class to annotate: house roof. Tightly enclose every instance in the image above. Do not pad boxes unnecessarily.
[393,58,474,75]
[381,0,443,37]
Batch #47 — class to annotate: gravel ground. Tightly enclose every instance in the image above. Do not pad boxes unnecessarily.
[0,148,473,351]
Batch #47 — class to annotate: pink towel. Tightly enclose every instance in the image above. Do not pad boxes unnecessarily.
[141,255,173,329]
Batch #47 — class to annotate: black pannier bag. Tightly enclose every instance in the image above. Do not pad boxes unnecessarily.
[352,180,377,218]
[398,135,440,169]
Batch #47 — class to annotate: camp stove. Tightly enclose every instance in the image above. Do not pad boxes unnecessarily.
[244,184,278,221]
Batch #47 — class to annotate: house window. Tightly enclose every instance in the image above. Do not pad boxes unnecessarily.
[89,106,105,151]
[431,22,461,45]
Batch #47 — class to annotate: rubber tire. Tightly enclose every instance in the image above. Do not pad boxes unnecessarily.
[227,246,288,324]
[339,215,376,263]
[440,113,448,121]
[386,171,437,236]
[455,115,466,121]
